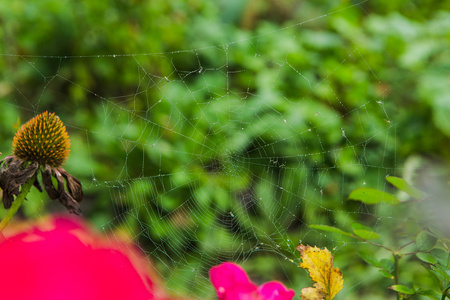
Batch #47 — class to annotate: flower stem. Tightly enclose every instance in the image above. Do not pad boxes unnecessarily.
[441,286,450,300]
[0,174,36,232]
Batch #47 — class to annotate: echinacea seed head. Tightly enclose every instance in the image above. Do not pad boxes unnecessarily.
[12,111,70,167]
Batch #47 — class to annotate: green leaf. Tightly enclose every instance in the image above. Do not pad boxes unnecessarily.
[416,231,437,251]
[309,225,353,237]
[430,248,449,266]
[358,250,381,268]
[380,258,395,273]
[348,188,399,205]
[444,282,450,294]
[442,283,450,300]
[416,252,438,265]
[379,269,393,279]
[431,264,450,281]
[390,284,415,294]
[351,223,379,239]
[415,288,441,299]
[352,223,379,239]
[351,222,373,231]
[386,176,423,199]
[353,229,380,240]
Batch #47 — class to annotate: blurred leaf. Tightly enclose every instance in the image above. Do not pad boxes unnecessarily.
[419,71,450,137]
[430,248,449,266]
[379,269,394,279]
[348,188,399,205]
[358,250,381,268]
[352,223,380,239]
[443,283,450,298]
[430,264,450,281]
[351,222,373,231]
[390,284,415,294]
[386,176,423,199]
[416,231,437,251]
[416,252,438,265]
[380,258,395,273]
[12,117,21,131]
[353,229,380,240]
[301,30,343,50]
[415,288,441,299]
[309,224,353,237]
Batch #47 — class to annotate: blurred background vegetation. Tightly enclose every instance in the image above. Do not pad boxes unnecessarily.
[0,0,449,299]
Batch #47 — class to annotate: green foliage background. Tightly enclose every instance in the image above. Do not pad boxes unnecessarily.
[0,0,449,299]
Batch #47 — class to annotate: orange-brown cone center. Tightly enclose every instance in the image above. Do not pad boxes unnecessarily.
[13,111,70,167]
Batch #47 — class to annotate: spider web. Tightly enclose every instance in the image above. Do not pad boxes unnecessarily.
[0,1,424,299]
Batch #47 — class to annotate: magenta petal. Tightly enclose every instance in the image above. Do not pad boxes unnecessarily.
[0,216,158,300]
[210,262,258,299]
[210,263,295,300]
[222,283,263,300]
[258,281,295,300]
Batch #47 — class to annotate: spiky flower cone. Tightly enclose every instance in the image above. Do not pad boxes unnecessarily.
[12,111,70,167]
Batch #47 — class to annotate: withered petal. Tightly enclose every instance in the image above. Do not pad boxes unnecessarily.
[14,161,38,187]
[0,158,37,197]
[59,191,82,215]
[53,169,65,195]
[2,160,36,197]
[2,190,14,209]
[0,156,14,170]
[0,156,15,190]
[58,168,83,202]
[5,179,21,197]
[1,160,20,193]
[7,158,22,173]
[0,157,23,208]
[0,170,8,191]
[54,168,82,215]
[1,157,83,215]
[42,165,59,200]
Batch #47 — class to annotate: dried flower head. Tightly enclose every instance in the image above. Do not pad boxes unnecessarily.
[0,111,83,214]
[13,111,70,167]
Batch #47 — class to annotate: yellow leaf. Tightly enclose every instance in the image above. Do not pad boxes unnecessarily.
[297,244,343,300]
[300,287,324,300]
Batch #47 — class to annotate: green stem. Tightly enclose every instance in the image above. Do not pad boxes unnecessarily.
[394,254,401,300]
[442,286,450,300]
[0,174,36,232]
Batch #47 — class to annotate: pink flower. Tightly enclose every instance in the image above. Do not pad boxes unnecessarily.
[0,215,173,300]
[210,262,295,300]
